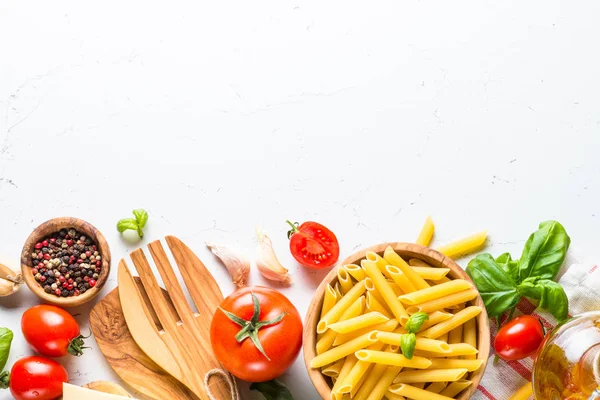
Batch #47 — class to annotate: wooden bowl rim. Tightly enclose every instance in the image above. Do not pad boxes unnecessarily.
[302,242,490,400]
[21,217,111,307]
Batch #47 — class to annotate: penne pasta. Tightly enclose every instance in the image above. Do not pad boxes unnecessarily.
[426,358,484,372]
[311,331,378,368]
[388,383,455,400]
[446,343,478,357]
[362,259,408,323]
[355,350,432,369]
[412,383,426,389]
[328,312,389,334]
[333,319,398,346]
[384,392,406,400]
[418,311,454,331]
[508,381,533,400]
[337,342,386,395]
[387,280,404,296]
[439,380,472,397]
[351,363,373,398]
[331,354,358,399]
[365,365,403,400]
[438,332,449,343]
[318,280,366,333]
[436,231,487,259]
[398,280,472,305]
[366,291,393,318]
[419,306,482,339]
[316,296,365,354]
[425,381,448,394]
[376,332,451,354]
[353,362,389,400]
[463,318,477,360]
[344,264,366,281]
[386,266,417,294]
[416,216,435,247]
[406,288,478,315]
[411,266,451,281]
[365,251,391,276]
[322,358,345,377]
[337,268,354,294]
[448,305,464,345]
[393,368,469,383]
[408,258,433,268]
[334,282,344,299]
[384,247,429,290]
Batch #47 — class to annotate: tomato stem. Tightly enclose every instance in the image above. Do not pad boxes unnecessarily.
[0,371,9,389]
[285,220,299,240]
[219,292,287,361]
[67,329,92,357]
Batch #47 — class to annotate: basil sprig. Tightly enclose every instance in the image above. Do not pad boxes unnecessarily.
[400,312,429,359]
[466,220,570,322]
[117,209,149,238]
[0,327,13,389]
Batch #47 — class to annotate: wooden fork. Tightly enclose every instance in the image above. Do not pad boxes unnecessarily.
[118,236,237,400]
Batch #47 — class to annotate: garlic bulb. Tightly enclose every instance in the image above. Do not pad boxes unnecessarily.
[256,227,291,284]
[206,243,250,288]
[0,264,23,297]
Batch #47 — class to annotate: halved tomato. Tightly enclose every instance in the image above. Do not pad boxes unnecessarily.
[286,220,339,269]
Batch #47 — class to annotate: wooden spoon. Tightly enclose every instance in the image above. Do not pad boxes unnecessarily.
[0,263,22,297]
[83,381,132,397]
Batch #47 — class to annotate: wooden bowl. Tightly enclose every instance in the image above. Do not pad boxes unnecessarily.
[21,217,111,307]
[303,242,490,400]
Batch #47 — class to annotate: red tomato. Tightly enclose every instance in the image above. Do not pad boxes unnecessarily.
[286,220,339,269]
[494,315,545,361]
[210,286,303,382]
[21,305,86,357]
[9,356,68,400]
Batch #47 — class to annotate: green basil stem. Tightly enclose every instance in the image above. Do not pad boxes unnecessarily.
[219,293,287,361]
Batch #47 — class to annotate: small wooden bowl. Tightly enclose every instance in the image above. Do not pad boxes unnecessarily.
[21,217,111,307]
[303,242,490,400]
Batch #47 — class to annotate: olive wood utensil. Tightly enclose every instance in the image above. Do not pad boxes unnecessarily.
[118,236,238,400]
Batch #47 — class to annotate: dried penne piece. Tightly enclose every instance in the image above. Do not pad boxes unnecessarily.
[337,268,354,294]
[436,231,487,259]
[416,216,435,247]
[330,354,358,399]
[365,251,391,276]
[398,280,472,306]
[388,383,455,400]
[322,358,345,377]
[355,350,432,369]
[383,391,405,400]
[328,312,389,334]
[376,332,451,354]
[425,382,448,394]
[426,358,484,372]
[321,284,338,318]
[384,247,429,290]
[333,319,398,346]
[439,380,472,397]
[316,296,365,354]
[337,342,386,395]
[406,288,478,315]
[393,368,469,383]
[318,280,366,333]
[463,318,477,360]
[364,364,403,400]
[311,331,379,368]
[411,266,451,281]
[334,282,344,299]
[509,382,533,400]
[387,280,404,296]
[386,266,417,294]
[353,362,389,400]
[366,291,393,318]
[417,311,454,331]
[344,263,366,281]
[419,306,482,339]
[446,343,478,357]
[362,259,408,323]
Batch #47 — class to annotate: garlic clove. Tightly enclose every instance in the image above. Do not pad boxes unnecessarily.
[255,227,291,284]
[0,263,23,297]
[206,243,250,288]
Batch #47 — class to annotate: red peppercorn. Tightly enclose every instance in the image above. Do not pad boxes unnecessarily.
[77,259,84,264]
[58,276,66,283]
[91,245,97,251]
[54,289,61,296]
[69,256,76,263]
[62,282,68,288]
[96,261,102,267]
[32,268,38,275]
[67,239,73,246]
[67,278,74,284]
[34,242,43,249]
[89,279,96,287]
[65,235,70,239]
[74,289,80,296]
[37,262,44,268]
[43,254,51,260]
[50,238,56,244]
[42,240,49,247]
[85,251,92,258]
[39,276,46,283]
[37,252,43,259]
[83,276,90,282]
[67,284,73,290]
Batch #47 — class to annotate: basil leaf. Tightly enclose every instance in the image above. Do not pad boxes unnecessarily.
[250,380,294,400]
[496,252,519,284]
[117,218,138,233]
[518,220,570,282]
[0,327,13,371]
[466,254,521,318]
[519,279,569,322]
[400,333,417,360]
[133,209,148,229]
[405,312,429,334]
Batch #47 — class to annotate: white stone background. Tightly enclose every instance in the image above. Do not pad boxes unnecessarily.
[1,0,600,398]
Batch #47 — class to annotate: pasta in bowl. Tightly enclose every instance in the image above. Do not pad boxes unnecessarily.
[303,242,490,400]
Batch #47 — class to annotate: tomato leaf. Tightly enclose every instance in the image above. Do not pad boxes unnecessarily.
[496,252,519,284]
[0,327,13,372]
[518,220,570,282]
[250,380,294,400]
[405,312,429,334]
[519,279,569,322]
[400,333,417,360]
[466,254,521,318]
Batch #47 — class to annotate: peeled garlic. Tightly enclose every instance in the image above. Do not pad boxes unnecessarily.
[0,264,23,297]
[206,243,250,288]
[256,227,291,284]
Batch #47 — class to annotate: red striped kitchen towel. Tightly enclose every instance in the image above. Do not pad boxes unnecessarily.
[472,261,600,400]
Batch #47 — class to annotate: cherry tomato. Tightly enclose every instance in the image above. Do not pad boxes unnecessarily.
[210,286,302,382]
[286,220,339,269]
[494,315,545,361]
[9,356,68,400]
[21,305,86,357]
